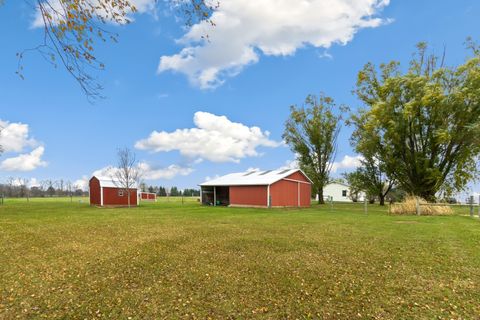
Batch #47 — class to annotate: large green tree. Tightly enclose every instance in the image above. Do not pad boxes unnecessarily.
[351,42,480,201]
[283,94,345,204]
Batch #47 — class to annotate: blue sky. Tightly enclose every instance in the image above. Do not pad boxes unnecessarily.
[0,0,479,195]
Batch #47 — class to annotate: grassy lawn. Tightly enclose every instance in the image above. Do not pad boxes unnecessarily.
[1,199,479,319]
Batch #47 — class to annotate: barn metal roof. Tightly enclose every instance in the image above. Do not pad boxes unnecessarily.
[93,176,139,189]
[199,168,311,187]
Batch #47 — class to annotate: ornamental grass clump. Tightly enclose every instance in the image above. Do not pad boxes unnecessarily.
[390,196,453,215]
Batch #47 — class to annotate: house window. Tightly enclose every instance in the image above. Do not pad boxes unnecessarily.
[118,190,124,197]
[342,190,347,197]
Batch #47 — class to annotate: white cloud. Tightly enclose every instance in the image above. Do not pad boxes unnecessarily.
[32,0,156,28]
[159,0,390,88]
[74,176,90,191]
[0,119,37,153]
[281,159,299,170]
[9,177,41,188]
[29,178,41,188]
[331,155,363,173]
[0,147,48,172]
[205,174,220,182]
[138,162,194,180]
[135,111,282,163]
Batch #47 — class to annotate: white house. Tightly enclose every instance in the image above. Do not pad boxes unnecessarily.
[316,182,365,202]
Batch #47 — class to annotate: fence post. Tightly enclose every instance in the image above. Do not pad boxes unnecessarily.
[364,197,367,215]
[478,195,480,218]
[470,195,474,217]
[416,197,421,216]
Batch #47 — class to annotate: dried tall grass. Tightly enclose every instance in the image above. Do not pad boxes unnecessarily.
[390,196,453,215]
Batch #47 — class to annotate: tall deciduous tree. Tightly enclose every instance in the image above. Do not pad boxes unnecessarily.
[283,94,345,204]
[351,42,480,201]
[343,156,393,205]
[113,147,141,208]
[11,0,218,100]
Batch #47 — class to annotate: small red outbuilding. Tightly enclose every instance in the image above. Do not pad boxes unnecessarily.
[139,192,157,202]
[89,176,139,207]
[199,168,312,208]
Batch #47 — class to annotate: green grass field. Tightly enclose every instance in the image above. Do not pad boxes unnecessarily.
[1,198,479,319]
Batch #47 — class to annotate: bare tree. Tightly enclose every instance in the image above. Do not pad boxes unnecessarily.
[55,179,65,196]
[65,180,77,202]
[5,177,15,198]
[18,178,31,202]
[112,148,141,208]
[42,179,55,197]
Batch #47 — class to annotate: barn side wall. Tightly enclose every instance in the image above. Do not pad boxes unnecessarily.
[103,187,138,206]
[270,171,311,207]
[89,178,101,206]
[300,182,311,207]
[229,185,268,207]
[270,180,299,207]
[285,171,309,183]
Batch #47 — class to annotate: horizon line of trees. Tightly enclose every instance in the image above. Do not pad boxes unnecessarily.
[0,178,87,199]
[139,184,200,197]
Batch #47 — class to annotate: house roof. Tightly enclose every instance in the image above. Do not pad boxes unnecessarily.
[326,182,350,188]
[199,168,312,187]
[92,176,139,189]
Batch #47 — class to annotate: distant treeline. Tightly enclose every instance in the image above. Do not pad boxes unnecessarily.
[0,179,88,198]
[140,184,200,197]
[0,179,200,199]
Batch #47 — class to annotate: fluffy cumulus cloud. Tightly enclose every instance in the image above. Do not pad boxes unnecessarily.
[0,119,37,153]
[281,155,362,173]
[0,147,48,172]
[74,176,90,191]
[0,119,47,172]
[138,163,194,180]
[32,0,156,28]
[331,155,363,173]
[159,0,391,88]
[135,111,282,162]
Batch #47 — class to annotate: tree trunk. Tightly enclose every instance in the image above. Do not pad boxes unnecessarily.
[318,188,325,204]
[379,194,385,206]
[127,190,131,208]
[420,191,436,203]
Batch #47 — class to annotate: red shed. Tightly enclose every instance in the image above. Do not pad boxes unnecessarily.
[200,168,311,208]
[139,192,157,202]
[89,176,139,207]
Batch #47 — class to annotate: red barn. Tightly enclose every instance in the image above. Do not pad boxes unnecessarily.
[200,168,311,208]
[89,176,139,207]
[139,192,157,202]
